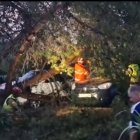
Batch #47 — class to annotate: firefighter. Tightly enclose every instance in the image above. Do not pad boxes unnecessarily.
[2,86,27,113]
[125,64,140,85]
[74,57,91,84]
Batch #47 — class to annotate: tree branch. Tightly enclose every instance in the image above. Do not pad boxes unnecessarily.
[68,12,105,36]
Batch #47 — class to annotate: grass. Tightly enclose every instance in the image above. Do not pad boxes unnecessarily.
[0,96,130,140]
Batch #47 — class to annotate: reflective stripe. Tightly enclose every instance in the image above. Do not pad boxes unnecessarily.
[75,71,84,74]
[75,78,81,81]
[75,71,88,75]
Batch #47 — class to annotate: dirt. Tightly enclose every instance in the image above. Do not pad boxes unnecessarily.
[55,106,113,117]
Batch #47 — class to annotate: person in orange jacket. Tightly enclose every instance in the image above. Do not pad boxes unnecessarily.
[74,57,91,84]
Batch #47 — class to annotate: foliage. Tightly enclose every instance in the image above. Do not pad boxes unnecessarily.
[18,35,82,76]
[70,2,140,82]
[0,101,129,140]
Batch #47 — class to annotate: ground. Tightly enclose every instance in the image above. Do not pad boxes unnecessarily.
[0,97,130,140]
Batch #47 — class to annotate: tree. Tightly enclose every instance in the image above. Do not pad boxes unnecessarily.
[1,1,140,95]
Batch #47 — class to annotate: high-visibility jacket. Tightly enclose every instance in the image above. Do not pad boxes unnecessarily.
[74,63,90,83]
[128,64,140,84]
[2,94,16,112]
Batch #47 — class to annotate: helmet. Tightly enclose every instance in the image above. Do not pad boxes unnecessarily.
[128,64,139,73]
[77,57,84,64]
[12,86,22,95]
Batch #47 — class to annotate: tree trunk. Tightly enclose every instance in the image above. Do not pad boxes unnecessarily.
[23,54,80,88]
[23,69,58,88]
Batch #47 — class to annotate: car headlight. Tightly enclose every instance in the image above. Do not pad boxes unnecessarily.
[98,82,112,90]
